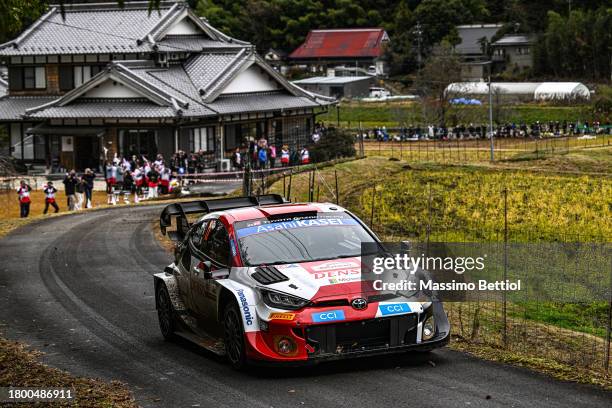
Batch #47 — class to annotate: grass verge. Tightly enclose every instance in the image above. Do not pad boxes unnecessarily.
[0,336,136,407]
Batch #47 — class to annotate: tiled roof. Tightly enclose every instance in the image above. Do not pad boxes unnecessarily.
[493,35,533,46]
[208,92,320,114]
[156,35,244,52]
[28,99,179,119]
[0,6,171,56]
[456,24,502,55]
[20,52,331,120]
[0,96,57,120]
[142,66,202,103]
[289,28,388,59]
[184,50,247,93]
[0,2,248,56]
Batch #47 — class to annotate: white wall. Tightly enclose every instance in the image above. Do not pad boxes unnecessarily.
[84,79,143,98]
[221,66,281,94]
[165,17,202,35]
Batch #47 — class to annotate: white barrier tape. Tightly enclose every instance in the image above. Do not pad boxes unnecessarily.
[179,166,300,178]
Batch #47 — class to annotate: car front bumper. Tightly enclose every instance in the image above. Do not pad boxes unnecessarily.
[245,301,450,365]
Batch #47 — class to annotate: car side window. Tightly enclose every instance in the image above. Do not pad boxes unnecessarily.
[179,240,191,271]
[205,220,231,266]
[190,221,208,250]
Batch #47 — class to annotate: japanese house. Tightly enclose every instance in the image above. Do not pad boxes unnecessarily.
[0,1,332,172]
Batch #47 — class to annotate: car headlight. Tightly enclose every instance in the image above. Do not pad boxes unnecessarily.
[422,315,436,341]
[260,289,310,310]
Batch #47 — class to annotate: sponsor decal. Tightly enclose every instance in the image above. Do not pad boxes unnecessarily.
[269,312,295,321]
[312,309,345,323]
[312,260,360,271]
[314,269,360,280]
[236,289,253,326]
[236,218,358,238]
[378,303,411,316]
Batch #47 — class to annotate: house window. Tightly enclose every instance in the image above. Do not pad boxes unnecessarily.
[118,129,158,158]
[189,127,215,152]
[9,122,44,160]
[59,65,105,90]
[8,66,46,90]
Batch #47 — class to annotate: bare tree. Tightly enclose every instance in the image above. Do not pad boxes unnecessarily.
[415,42,463,127]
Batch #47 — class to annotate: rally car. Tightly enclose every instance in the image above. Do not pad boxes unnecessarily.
[154,195,449,368]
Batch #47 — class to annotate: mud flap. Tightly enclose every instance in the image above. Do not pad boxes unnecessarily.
[154,267,187,315]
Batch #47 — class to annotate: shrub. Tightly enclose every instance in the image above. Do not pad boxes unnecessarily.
[309,127,356,163]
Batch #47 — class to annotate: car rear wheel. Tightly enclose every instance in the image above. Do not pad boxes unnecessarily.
[223,302,247,369]
[156,284,176,341]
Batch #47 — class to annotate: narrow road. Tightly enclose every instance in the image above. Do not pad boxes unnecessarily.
[0,206,610,407]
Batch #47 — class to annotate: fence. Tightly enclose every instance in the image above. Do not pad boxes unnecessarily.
[357,134,612,166]
[267,165,612,375]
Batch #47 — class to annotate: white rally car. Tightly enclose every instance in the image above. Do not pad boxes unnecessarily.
[154,195,449,368]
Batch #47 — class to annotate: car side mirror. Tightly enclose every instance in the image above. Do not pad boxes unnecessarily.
[195,260,212,279]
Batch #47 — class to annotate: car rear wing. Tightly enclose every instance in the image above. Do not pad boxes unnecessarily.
[160,194,288,241]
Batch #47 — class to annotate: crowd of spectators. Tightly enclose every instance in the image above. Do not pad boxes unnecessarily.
[368,121,611,141]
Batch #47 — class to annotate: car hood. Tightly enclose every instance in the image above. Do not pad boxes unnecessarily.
[248,257,393,302]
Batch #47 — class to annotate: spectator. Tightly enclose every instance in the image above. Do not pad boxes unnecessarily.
[43,182,59,214]
[63,170,79,211]
[133,163,144,203]
[160,166,171,195]
[113,167,124,206]
[300,146,310,165]
[82,168,95,208]
[16,180,32,218]
[105,161,118,205]
[123,170,134,204]
[232,147,242,170]
[147,166,160,199]
[187,154,197,174]
[269,144,277,168]
[280,145,290,167]
[75,176,85,210]
[258,146,268,169]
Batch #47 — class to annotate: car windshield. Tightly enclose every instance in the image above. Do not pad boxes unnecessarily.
[235,212,379,266]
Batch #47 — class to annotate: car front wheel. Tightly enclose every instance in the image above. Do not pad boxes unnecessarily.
[156,284,176,341]
[223,302,247,369]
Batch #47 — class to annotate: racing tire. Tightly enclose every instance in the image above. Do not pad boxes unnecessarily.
[223,302,247,370]
[156,284,176,341]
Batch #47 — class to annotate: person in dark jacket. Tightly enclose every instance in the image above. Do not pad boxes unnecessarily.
[146,166,160,199]
[122,170,134,204]
[82,168,95,208]
[63,170,79,211]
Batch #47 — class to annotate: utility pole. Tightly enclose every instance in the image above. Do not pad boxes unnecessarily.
[488,64,494,161]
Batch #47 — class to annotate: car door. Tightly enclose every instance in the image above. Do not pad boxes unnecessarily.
[190,218,231,332]
[174,221,207,312]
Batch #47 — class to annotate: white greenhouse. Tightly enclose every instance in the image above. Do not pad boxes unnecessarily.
[445,82,591,101]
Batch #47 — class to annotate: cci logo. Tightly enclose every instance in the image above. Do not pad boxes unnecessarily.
[379,303,411,316]
[312,310,345,323]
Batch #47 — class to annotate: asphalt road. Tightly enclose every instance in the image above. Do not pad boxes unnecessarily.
[1,205,610,408]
